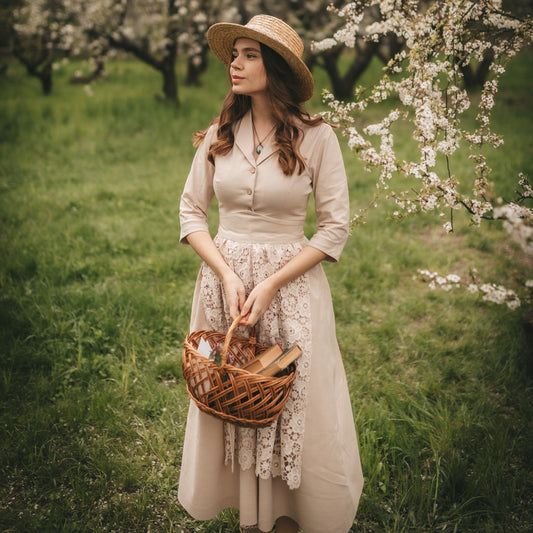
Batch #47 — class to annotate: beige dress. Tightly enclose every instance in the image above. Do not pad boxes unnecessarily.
[178,111,363,533]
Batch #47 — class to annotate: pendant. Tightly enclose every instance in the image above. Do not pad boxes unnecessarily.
[256,144,263,155]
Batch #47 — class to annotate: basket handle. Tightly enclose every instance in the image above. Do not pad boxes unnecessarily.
[220,315,255,366]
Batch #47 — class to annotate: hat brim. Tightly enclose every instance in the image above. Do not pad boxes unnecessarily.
[207,22,314,102]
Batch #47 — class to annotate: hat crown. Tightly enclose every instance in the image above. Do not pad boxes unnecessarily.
[245,15,304,59]
[206,14,314,101]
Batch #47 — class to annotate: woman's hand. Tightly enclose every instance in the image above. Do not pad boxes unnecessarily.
[184,231,246,320]
[221,270,246,321]
[239,247,327,326]
[239,278,279,327]
[185,231,326,326]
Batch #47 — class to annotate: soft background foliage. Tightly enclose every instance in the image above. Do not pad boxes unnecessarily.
[0,48,532,532]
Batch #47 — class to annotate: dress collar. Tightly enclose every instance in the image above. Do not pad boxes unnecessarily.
[234,110,277,166]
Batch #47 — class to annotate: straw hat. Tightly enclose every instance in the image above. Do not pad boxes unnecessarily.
[207,15,314,102]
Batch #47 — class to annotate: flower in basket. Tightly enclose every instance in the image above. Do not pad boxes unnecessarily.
[208,343,234,366]
[208,343,221,365]
[226,351,234,365]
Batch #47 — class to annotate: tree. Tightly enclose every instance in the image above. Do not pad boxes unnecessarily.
[9,0,242,100]
[12,0,76,94]
[457,0,533,89]
[306,2,404,100]
[181,0,240,87]
[78,0,182,102]
[234,0,405,100]
[316,0,533,307]
[79,0,240,102]
[0,1,23,66]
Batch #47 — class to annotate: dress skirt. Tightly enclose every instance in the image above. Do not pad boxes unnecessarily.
[178,231,364,533]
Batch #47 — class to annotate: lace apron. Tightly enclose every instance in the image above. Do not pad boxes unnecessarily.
[199,224,312,490]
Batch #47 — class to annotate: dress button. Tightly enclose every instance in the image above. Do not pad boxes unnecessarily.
[246,188,252,195]
[250,168,256,174]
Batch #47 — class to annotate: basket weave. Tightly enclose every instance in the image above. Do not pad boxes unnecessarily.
[182,316,296,428]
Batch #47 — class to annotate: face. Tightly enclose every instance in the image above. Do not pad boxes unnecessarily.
[230,38,268,97]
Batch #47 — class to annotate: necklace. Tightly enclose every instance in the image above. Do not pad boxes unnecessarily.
[251,113,276,155]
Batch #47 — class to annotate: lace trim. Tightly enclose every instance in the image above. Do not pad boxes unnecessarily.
[200,235,312,490]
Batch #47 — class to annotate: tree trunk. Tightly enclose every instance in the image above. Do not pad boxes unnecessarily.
[343,41,379,98]
[105,31,179,103]
[93,57,106,78]
[319,42,379,101]
[13,40,55,95]
[320,49,347,100]
[523,309,533,376]
[459,48,495,89]
[40,61,53,95]
[184,49,208,86]
[161,49,178,102]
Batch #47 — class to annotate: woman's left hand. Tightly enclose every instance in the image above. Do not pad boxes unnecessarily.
[239,246,327,326]
[239,278,279,326]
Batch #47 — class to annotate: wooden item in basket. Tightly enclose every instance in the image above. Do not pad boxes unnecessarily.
[241,344,302,377]
[258,345,302,377]
[240,343,283,374]
[182,315,297,428]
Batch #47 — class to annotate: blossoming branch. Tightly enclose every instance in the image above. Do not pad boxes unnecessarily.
[313,0,532,307]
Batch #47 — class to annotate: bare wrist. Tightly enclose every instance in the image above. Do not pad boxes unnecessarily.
[265,275,282,293]
[220,267,237,283]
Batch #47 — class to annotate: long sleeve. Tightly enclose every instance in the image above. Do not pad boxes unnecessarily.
[307,125,350,262]
[179,126,217,244]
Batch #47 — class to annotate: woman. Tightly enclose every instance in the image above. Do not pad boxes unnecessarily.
[178,15,363,533]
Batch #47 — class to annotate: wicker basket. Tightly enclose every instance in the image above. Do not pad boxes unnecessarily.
[182,316,296,428]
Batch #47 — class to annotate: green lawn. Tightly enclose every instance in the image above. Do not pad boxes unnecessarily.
[0,50,532,532]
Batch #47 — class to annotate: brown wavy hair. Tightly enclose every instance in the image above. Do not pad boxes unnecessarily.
[194,43,324,176]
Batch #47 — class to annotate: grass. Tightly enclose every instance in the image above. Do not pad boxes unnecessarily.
[0,49,532,532]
